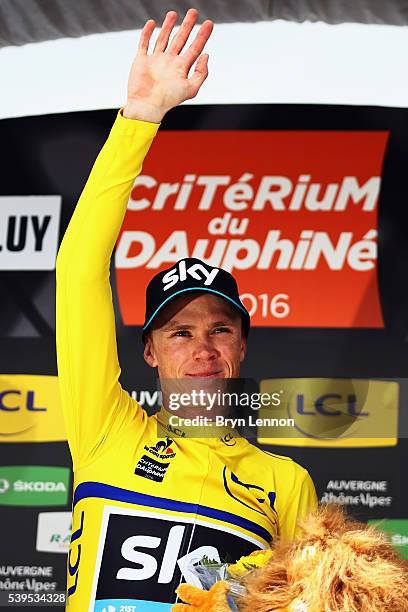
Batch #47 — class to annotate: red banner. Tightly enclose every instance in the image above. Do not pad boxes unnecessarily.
[115,130,388,328]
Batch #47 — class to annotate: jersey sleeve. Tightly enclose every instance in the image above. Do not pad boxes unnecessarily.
[277,469,318,540]
[56,108,160,470]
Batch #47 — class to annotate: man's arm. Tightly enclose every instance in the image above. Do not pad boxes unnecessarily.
[55,8,214,470]
[56,112,159,470]
[277,469,318,540]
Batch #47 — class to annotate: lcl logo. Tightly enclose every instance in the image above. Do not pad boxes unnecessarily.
[0,390,46,412]
[295,393,369,417]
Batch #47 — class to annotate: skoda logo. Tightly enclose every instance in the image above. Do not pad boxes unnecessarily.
[0,479,10,494]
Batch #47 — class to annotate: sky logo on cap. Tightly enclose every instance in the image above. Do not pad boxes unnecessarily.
[162,260,219,291]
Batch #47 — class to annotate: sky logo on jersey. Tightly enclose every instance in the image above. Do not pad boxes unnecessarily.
[0,466,69,506]
[89,506,265,609]
[0,375,66,443]
[257,378,398,448]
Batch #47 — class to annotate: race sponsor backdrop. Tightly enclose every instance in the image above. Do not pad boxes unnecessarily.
[1,103,408,599]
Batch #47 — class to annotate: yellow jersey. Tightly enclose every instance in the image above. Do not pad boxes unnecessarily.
[56,108,317,611]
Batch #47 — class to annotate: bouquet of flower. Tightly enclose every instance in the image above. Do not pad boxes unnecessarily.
[172,549,273,611]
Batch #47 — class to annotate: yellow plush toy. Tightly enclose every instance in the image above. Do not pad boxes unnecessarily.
[172,504,408,611]
[173,581,231,612]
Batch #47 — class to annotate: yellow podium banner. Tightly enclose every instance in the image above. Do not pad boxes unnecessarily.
[0,375,66,443]
[257,378,398,448]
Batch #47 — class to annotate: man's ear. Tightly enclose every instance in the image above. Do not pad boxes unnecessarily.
[240,334,247,363]
[143,333,158,368]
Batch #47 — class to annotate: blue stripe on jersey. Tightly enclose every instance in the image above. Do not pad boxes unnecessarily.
[73,481,272,543]
[94,599,171,611]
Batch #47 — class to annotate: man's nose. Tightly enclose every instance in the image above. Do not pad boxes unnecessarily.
[192,337,219,360]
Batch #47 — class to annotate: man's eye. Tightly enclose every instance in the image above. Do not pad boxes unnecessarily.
[213,327,231,334]
[172,330,191,337]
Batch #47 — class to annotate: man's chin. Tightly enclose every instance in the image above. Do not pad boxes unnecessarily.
[169,375,230,397]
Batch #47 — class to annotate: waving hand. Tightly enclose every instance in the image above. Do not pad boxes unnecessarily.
[124,8,214,123]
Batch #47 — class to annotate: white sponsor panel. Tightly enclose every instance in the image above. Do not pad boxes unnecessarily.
[320,480,392,508]
[0,196,61,270]
[36,511,71,553]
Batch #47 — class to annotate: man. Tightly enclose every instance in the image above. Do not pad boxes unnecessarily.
[56,8,317,611]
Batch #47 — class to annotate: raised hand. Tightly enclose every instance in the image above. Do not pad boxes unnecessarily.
[123,8,214,123]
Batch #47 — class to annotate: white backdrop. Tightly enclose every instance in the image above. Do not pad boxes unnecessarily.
[1,19,408,119]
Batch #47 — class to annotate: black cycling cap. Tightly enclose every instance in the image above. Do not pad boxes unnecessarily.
[142,258,250,337]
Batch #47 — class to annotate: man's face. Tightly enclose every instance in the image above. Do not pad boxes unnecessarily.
[143,293,247,379]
